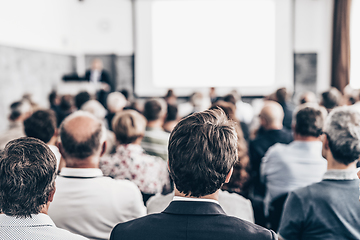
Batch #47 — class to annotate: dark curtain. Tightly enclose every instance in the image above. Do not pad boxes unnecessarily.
[331,0,352,93]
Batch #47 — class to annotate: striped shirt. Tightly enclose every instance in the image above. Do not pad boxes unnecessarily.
[141,127,170,161]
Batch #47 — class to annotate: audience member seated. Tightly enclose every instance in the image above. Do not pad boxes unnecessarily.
[49,91,61,119]
[110,109,277,240]
[260,104,328,231]
[57,94,75,126]
[298,91,318,105]
[163,104,179,133]
[105,92,127,131]
[210,101,250,196]
[278,106,360,240]
[75,91,91,110]
[0,100,31,149]
[48,111,146,240]
[249,101,293,196]
[147,190,254,223]
[23,110,61,170]
[0,137,87,240]
[274,88,294,130]
[231,90,255,126]
[164,89,177,105]
[249,101,292,226]
[141,98,170,161]
[320,87,342,112]
[222,94,250,142]
[81,99,116,155]
[100,110,170,203]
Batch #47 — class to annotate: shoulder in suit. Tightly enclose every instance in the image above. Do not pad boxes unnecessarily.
[110,201,277,240]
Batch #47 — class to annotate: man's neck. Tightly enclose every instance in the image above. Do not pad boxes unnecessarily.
[174,188,219,201]
[294,134,320,142]
[65,156,100,168]
[327,157,357,170]
[263,124,282,131]
[147,119,164,129]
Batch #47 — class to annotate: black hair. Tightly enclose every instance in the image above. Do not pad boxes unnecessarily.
[24,110,57,143]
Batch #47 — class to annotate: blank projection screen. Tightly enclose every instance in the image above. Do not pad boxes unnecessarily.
[134,0,293,97]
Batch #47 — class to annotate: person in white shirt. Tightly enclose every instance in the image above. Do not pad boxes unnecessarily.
[261,104,328,230]
[48,111,146,240]
[0,137,87,240]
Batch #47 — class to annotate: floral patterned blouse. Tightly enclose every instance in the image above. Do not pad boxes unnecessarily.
[100,144,170,194]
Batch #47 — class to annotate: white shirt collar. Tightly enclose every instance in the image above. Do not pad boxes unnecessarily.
[173,196,220,205]
[0,213,55,227]
[322,168,359,180]
[59,168,103,178]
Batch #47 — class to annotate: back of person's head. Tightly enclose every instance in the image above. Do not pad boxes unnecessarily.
[321,87,342,111]
[166,104,178,122]
[323,106,360,165]
[293,104,327,138]
[275,87,288,103]
[112,110,146,144]
[49,91,58,106]
[60,111,106,159]
[75,91,91,109]
[259,101,284,129]
[223,94,237,106]
[210,101,247,157]
[143,98,167,121]
[190,92,204,109]
[0,137,56,217]
[168,108,238,197]
[210,100,237,122]
[60,95,74,112]
[299,91,317,105]
[107,92,127,113]
[120,89,130,100]
[24,110,57,144]
[81,100,107,120]
[9,100,32,122]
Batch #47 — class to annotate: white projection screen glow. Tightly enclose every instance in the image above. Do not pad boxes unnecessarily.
[134,0,293,97]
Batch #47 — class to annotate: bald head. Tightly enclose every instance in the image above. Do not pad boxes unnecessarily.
[60,111,106,160]
[259,101,284,130]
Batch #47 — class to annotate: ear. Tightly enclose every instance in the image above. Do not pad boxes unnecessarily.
[225,167,233,184]
[322,134,330,150]
[100,141,107,157]
[58,142,65,158]
[48,183,56,203]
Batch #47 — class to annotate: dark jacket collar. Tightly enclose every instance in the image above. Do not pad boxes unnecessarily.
[162,201,226,216]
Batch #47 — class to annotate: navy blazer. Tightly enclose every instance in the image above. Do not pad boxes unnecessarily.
[110,201,277,240]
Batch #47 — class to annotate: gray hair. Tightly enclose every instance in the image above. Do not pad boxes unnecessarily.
[107,92,127,113]
[81,100,107,120]
[323,106,360,164]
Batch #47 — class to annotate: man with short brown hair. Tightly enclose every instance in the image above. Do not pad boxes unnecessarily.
[110,108,277,240]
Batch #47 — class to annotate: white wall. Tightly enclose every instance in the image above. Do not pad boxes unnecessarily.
[294,0,334,94]
[0,0,133,55]
[0,0,72,54]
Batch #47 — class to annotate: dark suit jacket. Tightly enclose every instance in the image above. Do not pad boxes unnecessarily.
[110,201,277,240]
[84,69,113,90]
[249,128,293,196]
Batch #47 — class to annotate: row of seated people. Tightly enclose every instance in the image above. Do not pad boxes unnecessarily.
[1,104,360,240]
[1,85,360,239]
